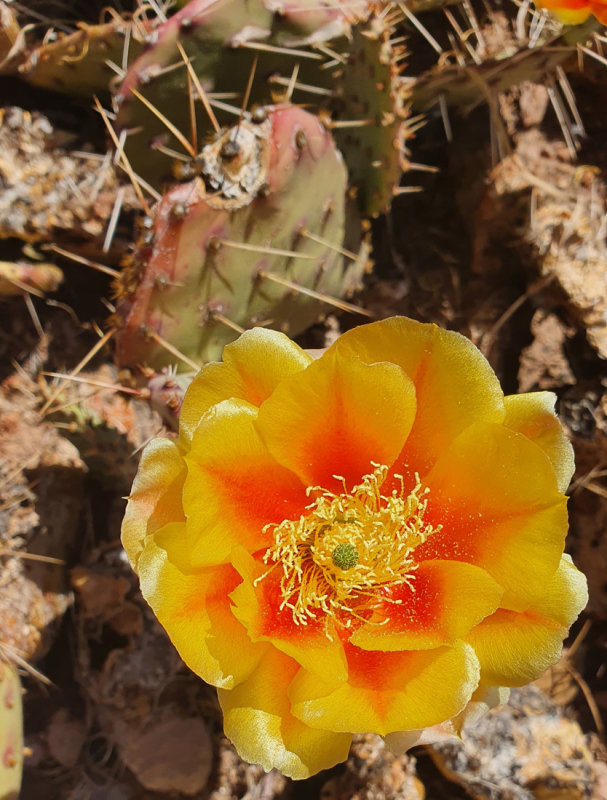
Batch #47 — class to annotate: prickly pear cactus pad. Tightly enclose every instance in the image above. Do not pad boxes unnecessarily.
[410,13,602,114]
[113,1,412,215]
[330,10,412,215]
[0,663,23,800]
[113,0,363,185]
[113,105,368,371]
[18,16,150,96]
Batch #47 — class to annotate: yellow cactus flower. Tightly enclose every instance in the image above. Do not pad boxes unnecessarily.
[534,0,607,24]
[122,317,587,780]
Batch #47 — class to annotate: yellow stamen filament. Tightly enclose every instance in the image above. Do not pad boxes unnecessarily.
[258,464,441,636]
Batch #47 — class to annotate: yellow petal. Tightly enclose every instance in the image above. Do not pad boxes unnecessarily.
[289,641,480,736]
[534,0,592,24]
[183,399,307,567]
[465,554,588,686]
[121,437,186,569]
[257,349,417,489]
[218,648,352,780]
[350,560,503,651]
[503,392,574,494]
[384,686,509,753]
[229,548,347,683]
[329,317,505,475]
[417,422,568,610]
[179,328,312,446]
[137,526,268,689]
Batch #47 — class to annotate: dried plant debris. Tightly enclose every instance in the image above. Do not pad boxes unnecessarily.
[46,364,162,490]
[518,311,576,393]
[431,686,603,800]
[111,712,213,795]
[0,372,85,663]
[0,107,127,242]
[490,130,607,359]
[565,390,607,618]
[0,1,20,65]
[321,734,424,800]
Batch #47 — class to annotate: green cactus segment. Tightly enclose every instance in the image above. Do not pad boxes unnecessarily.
[18,16,151,96]
[412,16,601,113]
[114,0,363,185]
[0,663,23,800]
[114,1,411,215]
[113,106,368,371]
[331,14,412,216]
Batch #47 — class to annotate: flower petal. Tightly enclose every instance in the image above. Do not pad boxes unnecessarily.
[257,349,417,489]
[289,641,480,736]
[183,399,308,567]
[464,554,588,686]
[218,648,352,780]
[121,437,186,569]
[384,685,510,754]
[534,0,592,24]
[179,328,312,445]
[229,549,347,684]
[350,560,503,651]
[503,392,574,494]
[329,317,505,475]
[417,422,568,609]
[137,526,268,689]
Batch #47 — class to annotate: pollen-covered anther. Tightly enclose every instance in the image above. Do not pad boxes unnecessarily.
[260,464,442,635]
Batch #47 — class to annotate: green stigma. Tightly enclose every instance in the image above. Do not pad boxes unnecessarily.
[331,543,359,571]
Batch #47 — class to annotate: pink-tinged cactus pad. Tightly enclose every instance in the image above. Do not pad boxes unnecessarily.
[113,105,368,371]
[114,1,410,215]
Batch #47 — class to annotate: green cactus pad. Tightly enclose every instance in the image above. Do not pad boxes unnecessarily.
[411,16,601,113]
[114,0,362,183]
[331,11,412,215]
[18,15,151,96]
[113,105,369,371]
[113,0,411,215]
[0,663,23,800]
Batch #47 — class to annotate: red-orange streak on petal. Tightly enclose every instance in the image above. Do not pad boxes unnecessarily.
[344,642,411,687]
[351,560,503,652]
[415,503,486,564]
[230,550,347,682]
[251,562,330,642]
[180,562,241,618]
[377,570,442,634]
[202,459,309,543]
[256,352,417,492]
[540,0,589,7]
[592,3,607,23]
[337,644,448,722]
[299,402,378,491]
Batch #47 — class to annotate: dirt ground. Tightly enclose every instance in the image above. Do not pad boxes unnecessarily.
[0,2,606,798]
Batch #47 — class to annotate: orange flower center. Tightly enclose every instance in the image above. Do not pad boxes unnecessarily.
[258,464,441,636]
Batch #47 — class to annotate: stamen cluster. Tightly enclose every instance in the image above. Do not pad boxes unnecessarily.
[259,464,441,635]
